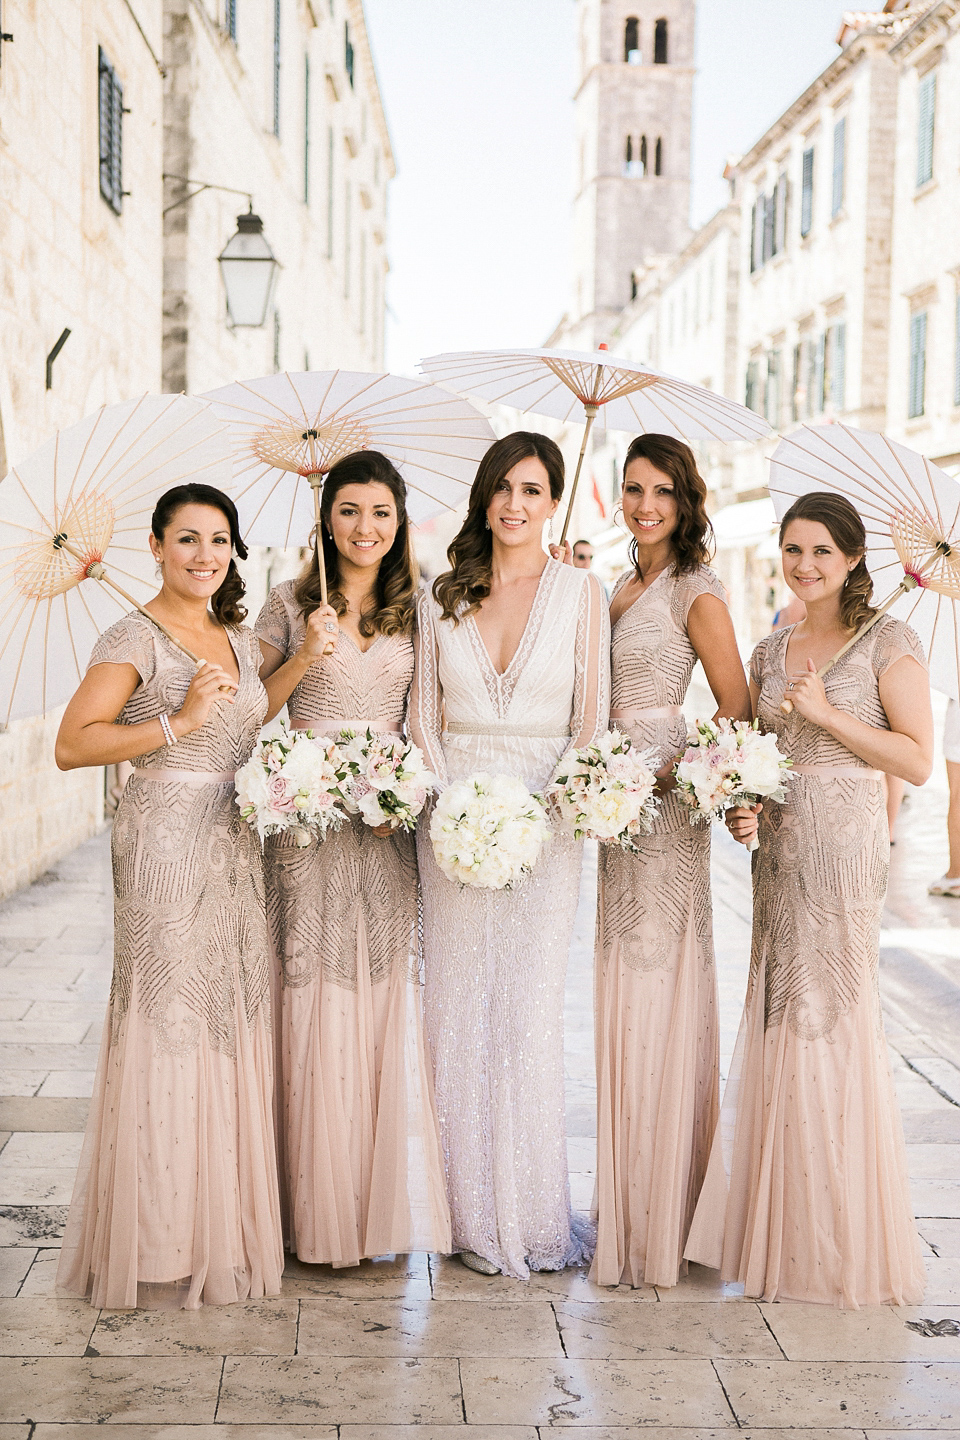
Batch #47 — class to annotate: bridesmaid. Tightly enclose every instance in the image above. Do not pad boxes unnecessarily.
[256,449,451,1267]
[686,491,932,1306]
[591,434,750,1290]
[55,484,286,1308]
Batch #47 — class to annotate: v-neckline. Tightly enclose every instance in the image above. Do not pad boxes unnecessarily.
[145,611,243,687]
[611,564,673,627]
[468,561,554,680]
[338,629,387,658]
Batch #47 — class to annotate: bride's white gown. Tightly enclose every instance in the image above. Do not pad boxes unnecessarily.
[410,560,610,1277]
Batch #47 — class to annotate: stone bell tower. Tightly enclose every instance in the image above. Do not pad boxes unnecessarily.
[568,0,695,348]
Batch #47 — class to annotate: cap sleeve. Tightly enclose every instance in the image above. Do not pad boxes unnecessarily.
[873,618,927,678]
[676,566,729,627]
[749,635,770,690]
[87,614,156,684]
[255,582,297,657]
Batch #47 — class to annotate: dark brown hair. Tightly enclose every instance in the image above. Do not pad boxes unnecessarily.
[778,491,876,632]
[293,449,418,637]
[622,434,713,573]
[433,431,565,623]
[151,483,248,626]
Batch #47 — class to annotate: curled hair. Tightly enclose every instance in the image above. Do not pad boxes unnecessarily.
[623,434,713,573]
[293,450,418,637]
[778,491,876,632]
[433,431,565,623]
[151,483,248,626]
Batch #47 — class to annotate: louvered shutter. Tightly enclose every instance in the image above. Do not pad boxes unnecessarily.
[909,312,927,418]
[831,117,845,216]
[916,72,936,188]
[800,148,814,236]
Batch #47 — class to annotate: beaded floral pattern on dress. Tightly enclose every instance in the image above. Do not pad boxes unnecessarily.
[600,566,726,973]
[255,581,417,991]
[90,612,270,1057]
[750,617,926,1040]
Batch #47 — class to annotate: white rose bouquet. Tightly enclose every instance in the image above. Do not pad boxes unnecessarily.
[235,722,347,845]
[547,729,660,852]
[335,727,435,832]
[673,717,791,852]
[429,772,551,890]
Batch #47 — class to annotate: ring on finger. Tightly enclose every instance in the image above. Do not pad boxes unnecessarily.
[324,620,337,633]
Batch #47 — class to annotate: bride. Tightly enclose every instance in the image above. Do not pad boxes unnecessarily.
[410,431,610,1278]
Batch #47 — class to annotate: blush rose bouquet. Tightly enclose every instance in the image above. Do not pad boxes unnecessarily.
[334,727,435,832]
[235,722,347,845]
[673,717,791,851]
[547,729,660,852]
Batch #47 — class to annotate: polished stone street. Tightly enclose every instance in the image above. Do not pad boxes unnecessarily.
[0,760,957,1434]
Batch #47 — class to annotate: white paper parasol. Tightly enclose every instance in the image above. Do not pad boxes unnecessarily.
[201,370,496,601]
[0,394,233,723]
[768,423,960,702]
[419,345,770,545]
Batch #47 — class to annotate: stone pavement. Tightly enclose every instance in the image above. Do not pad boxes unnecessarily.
[0,770,958,1434]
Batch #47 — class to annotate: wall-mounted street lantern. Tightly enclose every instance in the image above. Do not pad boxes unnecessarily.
[162,175,280,330]
[217,212,280,328]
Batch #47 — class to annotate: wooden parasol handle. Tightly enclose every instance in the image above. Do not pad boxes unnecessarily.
[308,474,328,606]
[558,404,599,549]
[58,543,201,665]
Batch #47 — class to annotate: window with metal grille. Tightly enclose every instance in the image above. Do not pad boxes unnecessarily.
[303,54,310,203]
[273,0,281,137]
[826,322,846,410]
[916,71,936,188]
[813,333,826,413]
[624,16,639,61]
[831,117,845,216]
[792,342,804,421]
[654,18,668,63]
[773,174,788,254]
[745,359,762,413]
[345,21,354,88]
[765,350,781,427]
[909,311,927,418]
[954,294,960,408]
[225,0,237,41]
[654,137,662,175]
[800,147,814,236]
[98,47,124,215]
[640,135,647,172]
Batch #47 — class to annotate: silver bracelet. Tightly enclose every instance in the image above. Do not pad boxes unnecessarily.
[159,712,177,747]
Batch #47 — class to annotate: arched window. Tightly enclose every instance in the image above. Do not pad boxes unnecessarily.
[655,137,663,175]
[640,135,648,172]
[626,136,633,164]
[624,17,640,62]
[654,18,668,63]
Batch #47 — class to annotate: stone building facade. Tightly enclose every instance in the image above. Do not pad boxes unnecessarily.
[0,0,391,898]
[568,0,960,644]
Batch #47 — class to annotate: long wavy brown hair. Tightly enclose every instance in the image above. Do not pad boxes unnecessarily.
[778,491,876,632]
[151,484,248,626]
[622,434,713,574]
[293,450,418,637]
[433,431,565,623]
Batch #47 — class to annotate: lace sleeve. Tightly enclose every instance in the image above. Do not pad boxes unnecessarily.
[409,588,447,785]
[87,614,156,684]
[676,565,728,627]
[569,571,611,751]
[254,583,294,657]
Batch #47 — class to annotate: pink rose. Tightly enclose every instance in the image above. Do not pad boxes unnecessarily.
[266,773,297,813]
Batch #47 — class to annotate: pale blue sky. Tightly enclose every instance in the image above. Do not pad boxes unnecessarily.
[364,0,854,375]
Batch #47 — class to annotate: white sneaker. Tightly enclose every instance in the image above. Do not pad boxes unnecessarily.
[928,875,960,897]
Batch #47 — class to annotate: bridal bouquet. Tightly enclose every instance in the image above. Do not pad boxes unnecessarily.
[548,729,660,852]
[235,722,347,845]
[335,727,435,832]
[430,772,550,889]
[673,718,791,851]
